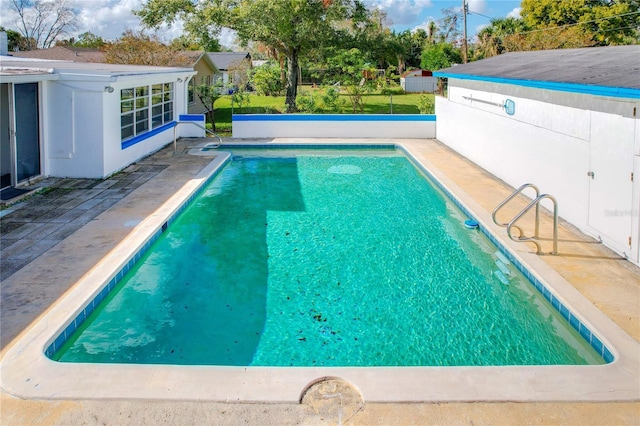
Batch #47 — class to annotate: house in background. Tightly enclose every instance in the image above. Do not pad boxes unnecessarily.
[183,51,219,115]
[11,47,218,116]
[207,52,252,87]
[434,45,640,265]
[400,69,436,93]
[1,56,202,188]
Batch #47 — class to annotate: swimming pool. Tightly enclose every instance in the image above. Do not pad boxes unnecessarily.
[2,141,637,403]
[52,147,602,367]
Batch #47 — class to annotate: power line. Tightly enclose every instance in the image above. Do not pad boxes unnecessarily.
[468,11,494,21]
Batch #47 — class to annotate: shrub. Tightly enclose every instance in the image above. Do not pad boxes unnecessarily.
[321,86,344,112]
[417,94,435,114]
[250,62,285,96]
[296,92,321,113]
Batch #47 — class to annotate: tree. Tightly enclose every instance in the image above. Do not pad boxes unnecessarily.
[437,7,461,44]
[474,17,529,59]
[11,0,78,50]
[169,36,198,51]
[57,32,107,48]
[322,48,375,113]
[521,0,640,46]
[250,61,285,96]
[195,82,225,130]
[427,21,437,44]
[0,26,29,51]
[502,26,596,51]
[72,32,106,48]
[137,0,364,113]
[421,42,461,71]
[103,30,191,66]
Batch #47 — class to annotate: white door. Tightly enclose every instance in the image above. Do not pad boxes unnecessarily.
[587,109,635,256]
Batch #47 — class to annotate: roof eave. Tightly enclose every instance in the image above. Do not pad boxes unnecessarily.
[433,72,640,100]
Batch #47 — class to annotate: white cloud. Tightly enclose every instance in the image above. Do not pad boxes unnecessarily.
[467,0,487,14]
[369,0,433,26]
[1,0,229,47]
[74,0,145,40]
[507,7,521,19]
[0,0,19,30]
[412,16,437,33]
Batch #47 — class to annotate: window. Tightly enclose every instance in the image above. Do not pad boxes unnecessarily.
[188,78,195,104]
[121,82,173,141]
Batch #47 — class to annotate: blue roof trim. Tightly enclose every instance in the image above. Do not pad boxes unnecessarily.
[179,114,205,122]
[432,72,640,99]
[233,114,436,122]
[121,121,175,150]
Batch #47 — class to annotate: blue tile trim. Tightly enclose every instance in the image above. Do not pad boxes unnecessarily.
[219,143,397,151]
[47,144,613,364]
[232,114,436,122]
[121,121,176,150]
[432,72,640,100]
[179,114,205,122]
[46,155,231,360]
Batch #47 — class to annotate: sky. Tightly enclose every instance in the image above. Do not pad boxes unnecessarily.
[0,0,523,48]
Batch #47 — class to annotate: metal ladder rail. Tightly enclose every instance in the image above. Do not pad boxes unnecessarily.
[173,121,223,154]
[507,194,558,255]
[492,183,540,239]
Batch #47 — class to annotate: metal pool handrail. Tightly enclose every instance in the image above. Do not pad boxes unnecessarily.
[507,194,558,255]
[173,121,223,153]
[492,183,540,239]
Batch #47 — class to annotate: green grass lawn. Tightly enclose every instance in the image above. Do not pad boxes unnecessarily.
[209,89,433,135]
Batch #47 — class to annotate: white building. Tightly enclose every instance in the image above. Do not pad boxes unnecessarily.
[1,57,203,187]
[400,69,437,93]
[434,45,640,264]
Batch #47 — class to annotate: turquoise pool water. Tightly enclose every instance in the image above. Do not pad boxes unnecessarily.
[55,148,603,366]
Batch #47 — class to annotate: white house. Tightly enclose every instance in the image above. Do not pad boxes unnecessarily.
[433,45,640,264]
[1,57,204,188]
[401,69,437,93]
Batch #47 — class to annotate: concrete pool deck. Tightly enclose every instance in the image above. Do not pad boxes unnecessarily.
[1,138,639,424]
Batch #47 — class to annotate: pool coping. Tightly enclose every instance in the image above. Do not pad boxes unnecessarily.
[1,140,638,403]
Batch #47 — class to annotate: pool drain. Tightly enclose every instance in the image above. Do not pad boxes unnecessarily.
[300,376,364,423]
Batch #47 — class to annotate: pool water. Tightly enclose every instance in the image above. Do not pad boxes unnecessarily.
[55,149,603,366]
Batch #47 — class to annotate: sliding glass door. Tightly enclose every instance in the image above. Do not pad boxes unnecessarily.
[14,83,41,183]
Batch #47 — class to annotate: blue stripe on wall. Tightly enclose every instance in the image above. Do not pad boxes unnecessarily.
[432,72,640,99]
[232,114,436,122]
[179,114,205,122]
[121,121,176,150]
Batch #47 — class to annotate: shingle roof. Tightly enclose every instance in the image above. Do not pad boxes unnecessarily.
[11,47,216,69]
[207,52,251,70]
[11,46,105,62]
[434,45,640,89]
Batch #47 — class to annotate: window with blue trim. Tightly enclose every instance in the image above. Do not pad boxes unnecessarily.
[121,83,174,141]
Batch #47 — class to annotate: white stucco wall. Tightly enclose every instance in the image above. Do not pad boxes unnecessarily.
[232,114,436,139]
[45,81,106,178]
[436,85,640,263]
[45,73,195,179]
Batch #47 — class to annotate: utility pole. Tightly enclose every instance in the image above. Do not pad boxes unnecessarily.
[462,0,468,63]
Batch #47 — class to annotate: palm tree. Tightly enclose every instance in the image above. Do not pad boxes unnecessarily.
[427,21,437,45]
[474,17,528,59]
